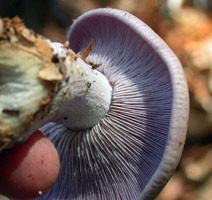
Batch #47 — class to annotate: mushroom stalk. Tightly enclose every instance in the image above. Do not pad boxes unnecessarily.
[0,17,112,151]
[46,42,112,130]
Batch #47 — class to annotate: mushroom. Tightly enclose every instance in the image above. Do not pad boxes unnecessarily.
[0,8,189,200]
[38,8,189,200]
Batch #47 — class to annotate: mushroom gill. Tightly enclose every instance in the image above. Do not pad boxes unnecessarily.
[38,8,189,200]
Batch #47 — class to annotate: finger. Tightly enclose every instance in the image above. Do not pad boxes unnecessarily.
[0,130,60,200]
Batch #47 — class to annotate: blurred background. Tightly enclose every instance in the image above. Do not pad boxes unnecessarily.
[0,0,212,199]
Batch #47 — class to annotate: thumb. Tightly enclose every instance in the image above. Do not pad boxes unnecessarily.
[0,130,60,200]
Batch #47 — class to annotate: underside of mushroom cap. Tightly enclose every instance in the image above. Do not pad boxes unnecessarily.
[39,8,189,200]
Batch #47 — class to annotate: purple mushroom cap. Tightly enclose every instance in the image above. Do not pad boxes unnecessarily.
[38,8,189,200]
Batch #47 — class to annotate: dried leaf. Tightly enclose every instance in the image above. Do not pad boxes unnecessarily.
[38,63,63,81]
[35,40,53,62]
[81,38,93,60]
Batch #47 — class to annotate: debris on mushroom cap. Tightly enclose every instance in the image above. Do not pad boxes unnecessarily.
[0,17,63,151]
[37,8,189,200]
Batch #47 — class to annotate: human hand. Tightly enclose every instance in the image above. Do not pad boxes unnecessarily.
[0,131,60,200]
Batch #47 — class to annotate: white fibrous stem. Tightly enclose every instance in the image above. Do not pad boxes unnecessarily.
[0,17,112,151]
[48,42,112,130]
